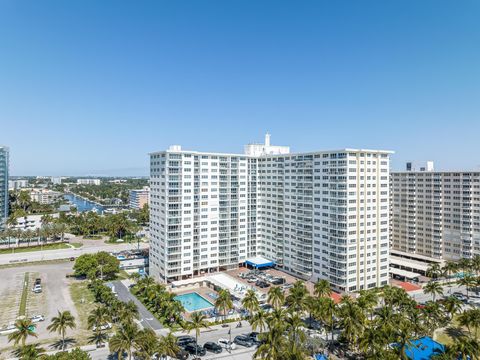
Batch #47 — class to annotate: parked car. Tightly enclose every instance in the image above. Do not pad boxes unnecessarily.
[234,335,254,347]
[30,315,45,323]
[256,280,270,288]
[177,335,196,347]
[34,278,41,285]
[92,323,112,331]
[246,332,262,345]
[218,338,236,350]
[184,343,206,356]
[32,285,42,293]
[203,341,222,354]
[281,283,293,290]
[271,277,285,285]
[174,349,190,360]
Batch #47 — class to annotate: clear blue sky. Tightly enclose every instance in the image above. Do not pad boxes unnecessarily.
[1,0,479,176]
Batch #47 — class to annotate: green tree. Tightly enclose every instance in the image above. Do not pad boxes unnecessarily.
[12,343,45,360]
[214,289,234,323]
[44,348,92,359]
[183,312,210,357]
[8,318,37,347]
[314,279,332,298]
[241,289,260,317]
[267,286,284,309]
[109,321,140,360]
[424,281,444,302]
[158,332,180,360]
[47,311,76,351]
[73,252,120,280]
[133,328,159,360]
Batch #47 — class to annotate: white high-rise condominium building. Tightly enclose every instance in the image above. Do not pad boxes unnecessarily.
[77,178,101,185]
[391,162,480,261]
[150,136,392,292]
[0,146,9,229]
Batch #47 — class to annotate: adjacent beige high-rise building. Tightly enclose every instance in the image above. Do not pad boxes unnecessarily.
[391,162,480,261]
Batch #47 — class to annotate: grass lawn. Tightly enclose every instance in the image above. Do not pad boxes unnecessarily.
[69,281,98,346]
[18,272,29,317]
[0,242,83,254]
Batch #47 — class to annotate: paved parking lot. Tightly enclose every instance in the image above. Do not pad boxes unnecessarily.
[0,262,77,350]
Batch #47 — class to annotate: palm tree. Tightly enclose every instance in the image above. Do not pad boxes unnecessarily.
[47,310,76,351]
[254,321,287,359]
[318,297,336,342]
[8,318,37,347]
[285,281,308,313]
[12,343,46,360]
[442,296,463,320]
[109,321,140,360]
[158,332,180,360]
[267,286,284,309]
[118,300,139,324]
[134,328,159,360]
[241,289,260,317]
[250,310,268,333]
[393,322,415,360]
[87,305,112,332]
[183,312,210,357]
[214,289,233,323]
[451,335,480,360]
[314,279,331,298]
[458,274,476,299]
[426,263,442,280]
[88,329,109,349]
[458,308,480,339]
[424,281,444,302]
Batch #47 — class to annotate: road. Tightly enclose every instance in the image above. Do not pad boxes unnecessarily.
[0,242,148,265]
[110,280,163,332]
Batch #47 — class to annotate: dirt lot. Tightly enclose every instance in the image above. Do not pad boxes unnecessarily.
[0,261,78,351]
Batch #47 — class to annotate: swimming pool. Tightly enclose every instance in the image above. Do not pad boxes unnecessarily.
[174,292,214,312]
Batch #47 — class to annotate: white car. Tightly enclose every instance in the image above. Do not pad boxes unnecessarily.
[30,315,45,323]
[32,285,42,293]
[92,323,112,331]
[218,338,236,350]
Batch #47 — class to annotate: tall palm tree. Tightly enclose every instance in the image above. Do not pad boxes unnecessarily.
[250,310,268,333]
[424,281,444,302]
[158,332,180,360]
[183,312,210,357]
[214,289,234,323]
[458,274,476,299]
[426,263,442,280]
[254,321,287,360]
[313,279,331,298]
[88,329,109,349]
[109,321,140,360]
[8,318,37,347]
[285,281,307,313]
[267,286,284,309]
[134,328,159,360]
[12,343,46,360]
[452,335,480,360]
[87,305,112,332]
[458,308,480,339]
[242,289,260,317]
[118,300,139,324]
[442,296,463,320]
[47,310,76,351]
[318,297,336,342]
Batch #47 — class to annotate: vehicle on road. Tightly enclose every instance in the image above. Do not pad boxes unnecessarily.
[177,335,196,347]
[30,315,45,323]
[218,338,236,350]
[184,343,206,356]
[234,335,254,347]
[203,341,222,354]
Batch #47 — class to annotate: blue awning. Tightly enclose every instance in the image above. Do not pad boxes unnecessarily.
[314,355,327,360]
[245,256,275,268]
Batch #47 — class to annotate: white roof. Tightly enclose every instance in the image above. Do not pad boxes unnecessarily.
[390,256,430,272]
[245,256,274,266]
[390,268,421,278]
